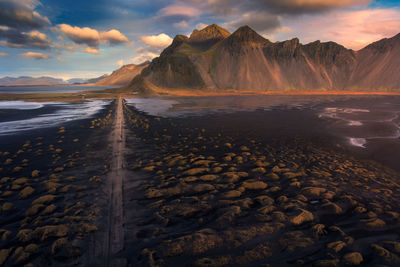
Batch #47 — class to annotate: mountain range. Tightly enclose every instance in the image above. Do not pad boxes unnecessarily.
[129,24,400,93]
[0,76,66,86]
[0,62,150,87]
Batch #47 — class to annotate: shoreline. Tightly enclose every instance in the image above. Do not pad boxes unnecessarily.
[1,89,400,102]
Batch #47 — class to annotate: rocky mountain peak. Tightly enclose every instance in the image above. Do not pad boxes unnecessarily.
[189,24,230,50]
[228,25,267,44]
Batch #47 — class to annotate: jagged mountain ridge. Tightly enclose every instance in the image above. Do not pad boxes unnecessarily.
[130,24,400,92]
[95,61,150,86]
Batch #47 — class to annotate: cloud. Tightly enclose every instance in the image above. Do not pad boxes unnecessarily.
[195,23,208,30]
[116,59,124,67]
[57,56,66,62]
[20,51,49,59]
[222,12,281,33]
[281,8,400,50]
[131,51,159,64]
[57,24,101,47]
[0,52,8,57]
[0,0,50,30]
[185,0,371,16]
[159,5,201,17]
[85,47,100,54]
[0,28,52,49]
[56,24,129,47]
[140,33,173,48]
[258,0,371,14]
[173,21,190,29]
[100,29,129,45]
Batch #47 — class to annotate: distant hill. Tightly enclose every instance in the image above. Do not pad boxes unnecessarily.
[129,24,400,93]
[94,62,150,86]
[67,78,87,84]
[0,76,66,86]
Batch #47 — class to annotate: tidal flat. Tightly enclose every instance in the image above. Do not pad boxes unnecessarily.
[0,95,399,266]
[0,100,115,266]
[122,95,400,266]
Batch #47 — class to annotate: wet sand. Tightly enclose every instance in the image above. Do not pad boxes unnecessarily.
[1,95,400,266]
[0,101,115,266]
[121,100,400,266]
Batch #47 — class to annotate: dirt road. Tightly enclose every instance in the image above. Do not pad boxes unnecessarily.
[87,96,126,266]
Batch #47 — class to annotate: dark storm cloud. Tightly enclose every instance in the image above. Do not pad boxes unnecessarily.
[184,0,371,15]
[181,0,371,32]
[247,0,371,15]
[0,27,52,49]
[0,0,50,30]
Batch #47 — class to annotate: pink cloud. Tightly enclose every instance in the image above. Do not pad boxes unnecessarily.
[159,5,201,17]
[278,8,400,50]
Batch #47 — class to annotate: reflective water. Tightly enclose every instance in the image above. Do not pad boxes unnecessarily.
[0,100,111,135]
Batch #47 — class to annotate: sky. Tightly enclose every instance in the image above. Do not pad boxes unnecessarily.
[0,0,400,80]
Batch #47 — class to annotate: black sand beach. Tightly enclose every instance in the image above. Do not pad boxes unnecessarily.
[0,100,115,266]
[120,96,400,266]
[0,95,400,266]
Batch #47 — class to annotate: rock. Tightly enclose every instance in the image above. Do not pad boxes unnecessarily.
[255,161,270,167]
[161,229,223,256]
[42,204,56,215]
[322,191,336,200]
[327,241,346,253]
[13,178,28,185]
[311,224,327,239]
[279,231,314,251]
[11,246,30,263]
[321,202,343,215]
[25,204,44,217]
[222,172,247,183]
[200,174,218,181]
[0,249,11,265]
[234,243,272,265]
[32,195,56,205]
[19,186,35,199]
[290,209,314,225]
[182,176,198,182]
[212,167,223,173]
[25,244,38,253]
[193,184,215,193]
[1,230,11,241]
[223,190,242,198]
[195,256,231,267]
[353,206,367,214]
[1,202,13,212]
[313,259,339,267]
[251,167,266,174]
[242,181,267,190]
[302,187,327,198]
[240,146,250,151]
[35,225,68,241]
[254,195,274,205]
[142,166,156,171]
[342,252,363,265]
[16,229,34,242]
[364,218,386,229]
[183,168,209,176]
[272,211,287,223]
[217,206,242,224]
[383,241,400,254]
[370,244,400,264]
[257,205,275,215]
[266,173,279,180]
[224,143,232,148]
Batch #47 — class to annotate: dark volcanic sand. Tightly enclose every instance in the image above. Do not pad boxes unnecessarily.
[1,95,400,266]
[122,98,400,267]
[0,101,115,266]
